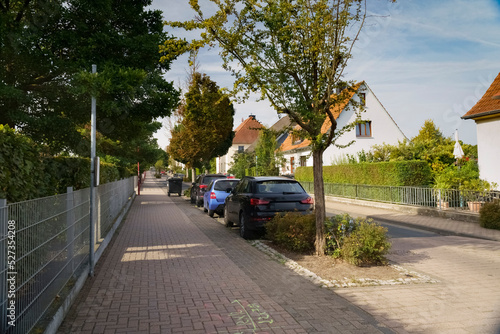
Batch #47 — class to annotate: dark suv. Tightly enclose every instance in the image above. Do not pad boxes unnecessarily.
[190,174,227,207]
[224,176,314,239]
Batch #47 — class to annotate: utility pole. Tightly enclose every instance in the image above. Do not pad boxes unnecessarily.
[89,64,97,277]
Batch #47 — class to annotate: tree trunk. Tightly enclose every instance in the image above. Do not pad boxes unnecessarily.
[312,149,326,256]
[192,168,196,183]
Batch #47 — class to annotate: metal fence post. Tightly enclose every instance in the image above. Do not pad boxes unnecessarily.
[0,198,7,333]
[66,187,75,274]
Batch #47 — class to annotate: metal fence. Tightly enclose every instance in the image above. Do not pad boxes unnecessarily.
[0,176,136,334]
[300,182,500,212]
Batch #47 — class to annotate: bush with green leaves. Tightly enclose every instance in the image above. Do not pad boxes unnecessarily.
[479,200,500,230]
[341,220,391,266]
[295,160,432,187]
[324,213,358,258]
[266,212,316,253]
[325,214,391,265]
[266,212,391,265]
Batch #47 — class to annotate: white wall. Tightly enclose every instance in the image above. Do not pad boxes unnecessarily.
[218,144,251,174]
[476,118,500,188]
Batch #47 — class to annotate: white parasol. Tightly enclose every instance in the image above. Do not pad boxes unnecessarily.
[453,129,464,159]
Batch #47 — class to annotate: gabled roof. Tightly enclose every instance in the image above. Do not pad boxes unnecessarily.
[279,82,363,152]
[233,115,264,144]
[245,115,294,152]
[462,72,500,120]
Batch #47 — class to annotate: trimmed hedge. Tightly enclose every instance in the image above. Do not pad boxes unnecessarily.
[0,125,47,203]
[479,200,500,230]
[1,125,131,203]
[295,160,432,186]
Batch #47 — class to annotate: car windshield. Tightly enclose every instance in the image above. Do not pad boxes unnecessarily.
[255,181,305,194]
[214,180,239,191]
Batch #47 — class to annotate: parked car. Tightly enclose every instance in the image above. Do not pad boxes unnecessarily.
[203,178,240,217]
[224,176,314,239]
[190,174,227,207]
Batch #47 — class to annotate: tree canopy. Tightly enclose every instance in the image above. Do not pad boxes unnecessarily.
[1,0,179,167]
[168,72,234,171]
[163,0,388,255]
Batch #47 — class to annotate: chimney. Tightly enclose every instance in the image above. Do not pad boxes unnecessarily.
[249,114,256,119]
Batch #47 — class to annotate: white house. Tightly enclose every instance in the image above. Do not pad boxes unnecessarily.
[278,81,406,174]
[462,71,500,188]
[216,115,264,174]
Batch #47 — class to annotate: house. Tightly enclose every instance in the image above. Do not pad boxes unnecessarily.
[278,81,406,174]
[462,71,500,188]
[216,115,264,174]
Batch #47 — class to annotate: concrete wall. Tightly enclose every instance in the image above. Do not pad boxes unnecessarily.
[476,117,500,189]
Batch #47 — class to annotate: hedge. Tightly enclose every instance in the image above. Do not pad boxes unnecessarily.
[295,160,432,187]
[1,125,131,203]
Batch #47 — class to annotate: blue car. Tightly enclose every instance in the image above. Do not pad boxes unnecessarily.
[203,178,240,217]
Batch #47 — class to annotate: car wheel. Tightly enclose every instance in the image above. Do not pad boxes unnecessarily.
[196,199,202,207]
[190,195,195,204]
[224,206,233,227]
[208,209,214,217]
[239,213,251,239]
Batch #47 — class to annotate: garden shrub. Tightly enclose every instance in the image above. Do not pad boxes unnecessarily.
[324,213,358,258]
[266,212,391,265]
[266,212,316,253]
[325,213,391,266]
[295,160,432,186]
[479,200,500,230]
[341,220,391,266]
[0,125,46,202]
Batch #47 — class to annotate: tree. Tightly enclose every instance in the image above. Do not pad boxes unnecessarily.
[255,128,284,176]
[228,151,256,178]
[1,0,180,158]
[168,72,235,171]
[163,0,388,255]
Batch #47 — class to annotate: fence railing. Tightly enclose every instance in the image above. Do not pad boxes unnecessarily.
[0,176,136,334]
[300,182,500,212]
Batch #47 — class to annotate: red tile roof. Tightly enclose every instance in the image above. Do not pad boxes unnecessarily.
[280,83,362,152]
[462,72,500,120]
[233,116,264,144]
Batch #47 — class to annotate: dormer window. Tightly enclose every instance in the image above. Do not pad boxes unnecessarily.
[291,134,303,145]
[356,121,372,137]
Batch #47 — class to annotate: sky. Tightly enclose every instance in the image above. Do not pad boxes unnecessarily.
[150,0,500,149]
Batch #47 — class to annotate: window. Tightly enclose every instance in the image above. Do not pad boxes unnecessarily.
[300,156,307,167]
[356,121,372,137]
[238,146,244,153]
[291,134,303,145]
[359,93,366,106]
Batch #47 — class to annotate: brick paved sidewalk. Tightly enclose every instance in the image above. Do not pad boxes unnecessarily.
[57,176,392,334]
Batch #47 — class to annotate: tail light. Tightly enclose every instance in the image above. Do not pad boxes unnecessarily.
[200,185,207,190]
[250,198,270,206]
[210,192,216,199]
[301,197,314,204]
